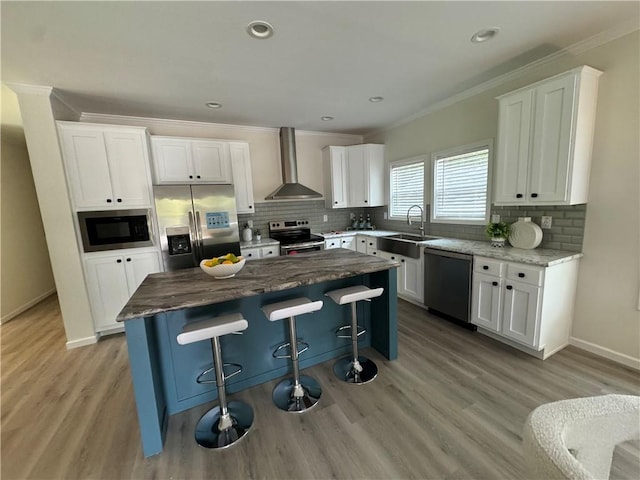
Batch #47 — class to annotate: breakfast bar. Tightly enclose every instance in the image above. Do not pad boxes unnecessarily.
[117,249,399,457]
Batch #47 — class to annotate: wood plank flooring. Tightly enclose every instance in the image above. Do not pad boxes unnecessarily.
[2,295,639,479]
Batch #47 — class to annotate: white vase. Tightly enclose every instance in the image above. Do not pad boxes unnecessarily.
[491,237,506,247]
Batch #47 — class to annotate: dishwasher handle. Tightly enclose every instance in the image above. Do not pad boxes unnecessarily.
[424,247,472,262]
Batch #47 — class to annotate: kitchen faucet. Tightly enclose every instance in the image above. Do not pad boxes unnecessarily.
[406,204,425,236]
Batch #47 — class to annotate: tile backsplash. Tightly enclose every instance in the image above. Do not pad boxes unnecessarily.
[239,201,586,252]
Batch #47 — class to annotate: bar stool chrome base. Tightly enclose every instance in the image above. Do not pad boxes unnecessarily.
[272,375,322,413]
[333,355,378,384]
[194,400,254,449]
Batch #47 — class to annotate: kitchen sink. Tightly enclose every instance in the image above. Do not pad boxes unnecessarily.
[387,233,441,242]
[377,233,441,259]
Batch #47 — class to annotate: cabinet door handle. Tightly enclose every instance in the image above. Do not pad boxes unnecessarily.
[334,201,338,204]
[506,285,513,290]
[117,198,122,203]
[492,281,498,286]
[189,175,193,179]
[196,175,201,179]
[364,200,368,203]
[249,205,252,209]
[518,272,525,278]
[372,252,377,255]
[516,193,523,198]
[531,193,538,198]
[401,259,405,263]
[483,265,489,270]
[268,251,272,254]
[126,258,132,262]
[106,198,112,203]
[116,259,122,263]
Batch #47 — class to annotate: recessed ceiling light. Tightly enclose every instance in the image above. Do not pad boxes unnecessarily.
[321,116,334,121]
[205,102,222,109]
[247,21,274,39]
[369,96,384,103]
[471,27,500,43]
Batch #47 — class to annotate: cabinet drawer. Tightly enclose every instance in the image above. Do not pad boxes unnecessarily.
[474,257,505,276]
[506,263,543,286]
[260,246,278,258]
[241,248,260,260]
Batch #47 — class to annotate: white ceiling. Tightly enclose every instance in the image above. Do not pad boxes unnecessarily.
[2,1,638,135]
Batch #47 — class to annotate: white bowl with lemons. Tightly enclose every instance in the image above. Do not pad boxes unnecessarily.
[200,253,246,279]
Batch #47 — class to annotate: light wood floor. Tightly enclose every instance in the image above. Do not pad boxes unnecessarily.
[2,295,639,479]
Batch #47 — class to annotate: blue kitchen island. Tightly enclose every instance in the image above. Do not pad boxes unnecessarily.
[116,248,399,457]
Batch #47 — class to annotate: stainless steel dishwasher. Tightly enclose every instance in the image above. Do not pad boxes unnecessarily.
[423,247,475,329]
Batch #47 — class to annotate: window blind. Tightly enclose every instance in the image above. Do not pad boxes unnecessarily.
[390,161,424,217]
[432,148,488,222]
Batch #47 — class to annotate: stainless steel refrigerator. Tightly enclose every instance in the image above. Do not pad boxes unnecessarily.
[154,184,241,271]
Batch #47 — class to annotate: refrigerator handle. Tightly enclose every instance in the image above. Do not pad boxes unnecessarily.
[188,211,200,264]
[195,211,204,260]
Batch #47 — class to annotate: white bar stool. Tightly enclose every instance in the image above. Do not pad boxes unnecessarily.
[325,285,384,384]
[177,312,253,449]
[262,297,324,413]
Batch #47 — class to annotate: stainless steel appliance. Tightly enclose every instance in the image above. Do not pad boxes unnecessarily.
[154,184,241,271]
[269,219,324,255]
[78,209,154,252]
[423,247,475,329]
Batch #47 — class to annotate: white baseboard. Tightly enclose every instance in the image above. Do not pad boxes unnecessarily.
[569,337,640,370]
[66,335,99,350]
[0,289,56,324]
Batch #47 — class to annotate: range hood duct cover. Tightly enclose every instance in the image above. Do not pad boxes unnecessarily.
[265,127,323,200]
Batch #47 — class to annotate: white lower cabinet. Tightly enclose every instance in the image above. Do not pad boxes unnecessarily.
[241,244,280,260]
[471,255,579,358]
[324,239,341,250]
[85,249,161,332]
[355,235,368,253]
[340,236,355,250]
[378,250,423,304]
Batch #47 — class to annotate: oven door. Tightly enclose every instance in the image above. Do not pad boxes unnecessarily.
[280,242,324,256]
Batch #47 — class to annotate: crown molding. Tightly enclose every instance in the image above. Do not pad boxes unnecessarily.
[5,83,53,96]
[365,23,640,139]
[5,83,82,117]
[80,112,362,141]
[80,112,279,134]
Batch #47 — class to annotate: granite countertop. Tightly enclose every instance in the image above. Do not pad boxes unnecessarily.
[318,230,398,238]
[117,249,399,321]
[422,239,582,267]
[240,237,280,248]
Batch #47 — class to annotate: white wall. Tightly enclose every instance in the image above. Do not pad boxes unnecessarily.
[367,31,640,367]
[1,85,56,321]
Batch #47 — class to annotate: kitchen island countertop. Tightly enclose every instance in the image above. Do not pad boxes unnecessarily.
[117,248,398,321]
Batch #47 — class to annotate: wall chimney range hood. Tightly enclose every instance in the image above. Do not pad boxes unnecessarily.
[265,127,323,200]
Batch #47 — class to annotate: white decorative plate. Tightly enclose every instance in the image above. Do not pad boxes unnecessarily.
[509,218,543,249]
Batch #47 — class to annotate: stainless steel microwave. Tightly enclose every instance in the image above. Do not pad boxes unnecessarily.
[78,209,154,252]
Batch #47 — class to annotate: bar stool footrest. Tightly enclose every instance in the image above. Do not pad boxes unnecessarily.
[335,324,366,339]
[272,341,310,359]
[196,362,243,384]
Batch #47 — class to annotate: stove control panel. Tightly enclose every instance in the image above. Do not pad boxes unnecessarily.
[269,219,310,231]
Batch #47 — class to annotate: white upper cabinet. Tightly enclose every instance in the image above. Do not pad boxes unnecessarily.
[229,142,255,214]
[323,143,384,208]
[58,122,152,209]
[322,146,348,208]
[494,66,602,206]
[151,136,232,184]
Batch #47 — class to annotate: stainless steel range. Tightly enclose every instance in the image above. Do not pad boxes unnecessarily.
[269,219,324,255]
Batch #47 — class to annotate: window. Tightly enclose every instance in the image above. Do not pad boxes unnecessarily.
[431,141,491,225]
[389,157,424,218]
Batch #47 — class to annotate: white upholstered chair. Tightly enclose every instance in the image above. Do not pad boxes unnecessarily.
[523,394,640,480]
